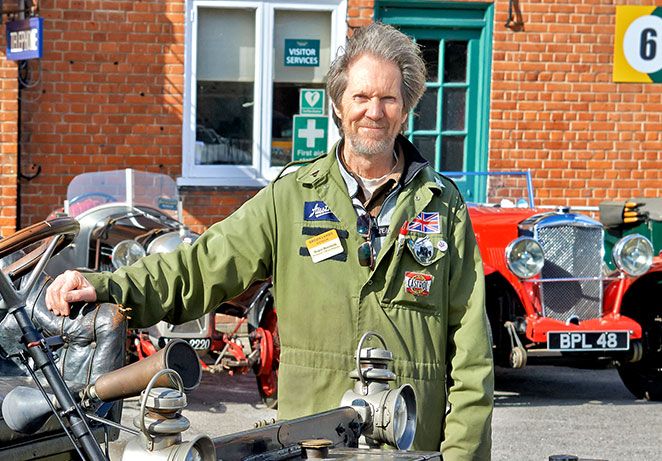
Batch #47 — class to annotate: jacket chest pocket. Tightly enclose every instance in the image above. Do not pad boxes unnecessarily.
[381,234,449,314]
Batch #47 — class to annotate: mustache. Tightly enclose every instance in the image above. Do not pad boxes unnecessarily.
[357,123,388,129]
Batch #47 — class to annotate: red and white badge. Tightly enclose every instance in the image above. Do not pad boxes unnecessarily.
[404,271,434,296]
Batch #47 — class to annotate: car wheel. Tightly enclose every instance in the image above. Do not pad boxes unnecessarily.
[618,361,662,401]
[253,308,279,409]
[256,374,278,409]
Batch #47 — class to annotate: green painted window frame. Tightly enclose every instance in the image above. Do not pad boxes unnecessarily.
[375,1,494,178]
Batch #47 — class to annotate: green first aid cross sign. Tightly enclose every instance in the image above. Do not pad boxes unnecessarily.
[292,115,327,161]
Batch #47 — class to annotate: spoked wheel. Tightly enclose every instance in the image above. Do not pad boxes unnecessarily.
[618,362,662,400]
[618,348,662,401]
[617,275,662,400]
[0,218,79,281]
[254,308,279,409]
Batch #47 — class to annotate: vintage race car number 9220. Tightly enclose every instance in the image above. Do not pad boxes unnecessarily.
[547,331,629,351]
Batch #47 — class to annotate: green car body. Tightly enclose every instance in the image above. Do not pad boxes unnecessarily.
[600,199,662,270]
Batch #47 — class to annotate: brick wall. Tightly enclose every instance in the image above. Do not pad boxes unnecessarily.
[489,0,661,206]
[0,53,17,236]
[347,0,375,28]
[4,0,661,237]
[182,188,260,235]
[16,1,186,230]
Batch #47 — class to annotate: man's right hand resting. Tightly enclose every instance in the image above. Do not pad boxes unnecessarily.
[46,270,98,316]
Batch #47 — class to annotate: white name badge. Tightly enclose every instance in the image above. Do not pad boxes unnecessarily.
[305,229,344,263]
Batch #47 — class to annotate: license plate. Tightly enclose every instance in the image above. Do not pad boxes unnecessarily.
[184,337,212,350]
[547,331,629,351]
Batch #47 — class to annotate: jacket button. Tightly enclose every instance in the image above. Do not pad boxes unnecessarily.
[415,195,420,201]
[367,280,373,286]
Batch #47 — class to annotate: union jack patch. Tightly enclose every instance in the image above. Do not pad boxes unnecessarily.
[407,212,440,234]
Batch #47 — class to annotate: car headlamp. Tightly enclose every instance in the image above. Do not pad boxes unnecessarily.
[340,331,417,450]
[612,234,653,277]
[111,239,146,269]
[506,237,544,279]
[118,369,215,461]
[170,435,216,461]
[147,230,198,255]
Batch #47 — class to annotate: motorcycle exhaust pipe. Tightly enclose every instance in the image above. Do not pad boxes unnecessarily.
[2,340,201,434]
[86,338,201,402]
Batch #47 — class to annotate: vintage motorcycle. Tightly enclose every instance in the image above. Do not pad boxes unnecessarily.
[0,217,432,460]
[45,169,279,405]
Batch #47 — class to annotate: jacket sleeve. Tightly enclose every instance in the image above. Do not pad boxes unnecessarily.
[84,184,277,328]
[442,194,494,460]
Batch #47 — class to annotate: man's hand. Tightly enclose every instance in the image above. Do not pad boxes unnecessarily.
[46,270,97,316]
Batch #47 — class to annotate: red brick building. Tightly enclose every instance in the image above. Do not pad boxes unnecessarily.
[0,0,660,237]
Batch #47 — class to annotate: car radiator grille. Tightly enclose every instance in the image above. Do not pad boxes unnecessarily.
[537,225,603,321]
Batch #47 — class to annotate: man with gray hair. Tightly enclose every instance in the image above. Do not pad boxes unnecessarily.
[46,22,493,459]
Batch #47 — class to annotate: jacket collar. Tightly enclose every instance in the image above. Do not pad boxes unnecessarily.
[297,134,444,195]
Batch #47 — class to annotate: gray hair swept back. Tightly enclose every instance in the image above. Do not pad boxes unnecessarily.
[326,22,427,134]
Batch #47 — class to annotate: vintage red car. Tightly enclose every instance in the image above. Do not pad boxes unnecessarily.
[447,172,660,399]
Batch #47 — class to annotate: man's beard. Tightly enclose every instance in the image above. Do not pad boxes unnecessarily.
[345,130,397,157]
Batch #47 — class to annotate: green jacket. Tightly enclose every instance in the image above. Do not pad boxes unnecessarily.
[86,137,494,459]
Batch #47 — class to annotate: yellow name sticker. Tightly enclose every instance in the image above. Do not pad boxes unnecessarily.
[305,229,344,263]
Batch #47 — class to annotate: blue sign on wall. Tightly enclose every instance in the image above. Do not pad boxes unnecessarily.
[284,39,320,67]
[6,17,44,61]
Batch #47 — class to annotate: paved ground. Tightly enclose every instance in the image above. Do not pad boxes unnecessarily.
[492,365,662,460]
[120,364,662,460]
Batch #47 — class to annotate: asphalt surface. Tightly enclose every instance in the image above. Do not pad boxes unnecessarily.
[120,364,662,460]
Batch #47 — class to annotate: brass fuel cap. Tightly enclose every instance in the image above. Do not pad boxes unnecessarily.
[299,439,333,459]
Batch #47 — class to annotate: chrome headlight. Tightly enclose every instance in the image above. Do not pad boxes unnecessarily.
[147,231,198,255]
[340,332,417,450]
[170,435,216,461]
[111,239,146,269]
[506,237,545,279]
[612,234,653,276]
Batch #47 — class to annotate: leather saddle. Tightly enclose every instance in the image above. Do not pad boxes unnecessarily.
[0,252,127,459]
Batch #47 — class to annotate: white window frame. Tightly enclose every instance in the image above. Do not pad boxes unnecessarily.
[180,0,346,187]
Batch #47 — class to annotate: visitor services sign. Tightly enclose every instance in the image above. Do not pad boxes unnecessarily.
[284,39,320,67]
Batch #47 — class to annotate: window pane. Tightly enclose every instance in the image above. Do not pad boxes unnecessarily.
[443,41,467,83]
[418,39,439,82]
[413,136,437,168]
[271,83,325,166]
[272,10,331,166]
[274,10,331,83]
[442,88,466,131]
[196,81,253,165]
[441,136,464,171]
[413,88,437,131]
[197,8,255,81]
[196,8,255,166]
